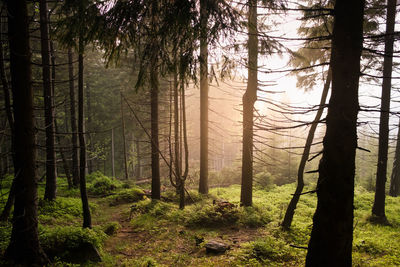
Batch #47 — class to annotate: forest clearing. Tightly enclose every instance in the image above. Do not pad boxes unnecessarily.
[1,0,400,266]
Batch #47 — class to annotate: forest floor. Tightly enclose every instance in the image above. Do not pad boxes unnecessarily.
[1,172,400,266]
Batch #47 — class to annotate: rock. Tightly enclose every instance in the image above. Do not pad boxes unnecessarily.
[205,240,230,254]
[45,242,102,264]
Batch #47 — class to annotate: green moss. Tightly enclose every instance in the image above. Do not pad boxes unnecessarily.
[88,176,122,196]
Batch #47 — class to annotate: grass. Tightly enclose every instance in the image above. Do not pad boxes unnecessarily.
[0,173,400,266]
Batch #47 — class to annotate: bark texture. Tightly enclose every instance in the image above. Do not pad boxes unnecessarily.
[199,0,209,194]
[372,0,396,220]
[389,118,400,196]
[40,0,57,201]
[68,48,80,187]
[306,0,364,265]
[240,0,258,207]
[5,0,49,264]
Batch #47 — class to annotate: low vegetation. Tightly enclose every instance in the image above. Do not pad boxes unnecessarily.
[0,173,400,266]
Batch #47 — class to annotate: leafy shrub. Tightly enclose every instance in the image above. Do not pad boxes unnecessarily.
[162,189,204,204]
[88,176,122,196]
[132,199,174,217]
[107,188,145,206]
[103,221,121,236]
[40,226,107,252]
[238,206,272,228]
[185,203,239,227]
[86,171,108,183]
[243,237,295,263]
[0,222,11,253]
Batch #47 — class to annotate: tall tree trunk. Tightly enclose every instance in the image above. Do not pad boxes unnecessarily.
[0,9,15,222]
[78,33,91,228]
[305,0,364,265]
[4,0,49,264]
[179,72,189,209]
[121,91,128,179]
[68,48,80,187]
[50,40,72,188]
[174,64,181,193]
[150,0,160,200]
[40,0,57,201]
[86,82,94,174]
[199,0,209,194]
[372,0,396,222]
[240,0,258,207]
[150,63,160,200]
[282,67,331,230]
[390,118,400,196]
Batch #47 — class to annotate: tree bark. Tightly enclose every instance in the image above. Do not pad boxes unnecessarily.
[390,118,400,196]
[179,72,189,209]
[372,0,396,221]
[121,91,128,179]
[78,32,91,228]
[86,82,93,174]
[150,63,160,200]
[305,0,364,266]
[40,0,57,201]
[111,128,115,177]
[50,40,72,188]
[68,48,80,187]
[174,64,181,193]
[199,0,209,194]
[282,67,331,230]
[4,0,49,264]
[240,0,258,207]
[0,9,15,222]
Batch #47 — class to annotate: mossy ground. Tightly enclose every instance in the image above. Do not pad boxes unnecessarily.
[0,175,400,266]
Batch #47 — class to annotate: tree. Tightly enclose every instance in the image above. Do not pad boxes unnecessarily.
[68,48,80,187]
[40,0,58,201]
[372,0,397,222]
[305,0,365,265]
[4,0,49,264]
[240,0,258,207]
[282,67,331,230]
[199,0,209,194]
[390,118,400,196]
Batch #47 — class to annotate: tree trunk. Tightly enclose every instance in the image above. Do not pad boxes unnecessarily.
[78,35,91,228]
[121,92,128,179]
[40,0,57,201]
[390,118,400,196]
[4,0,49,264]
[179,72,189,209]
[240,0,258,207]
[282,67,331,230]
[68,48,80,187]
[305,0,364,266]
[372,0,396,222]
[86,82,93,174]
[50,40,72,188]
[136,139,141,180]
[174,64,181,193]
[0,9,15,222]
[150,63,160,200]
[199,0,209,194]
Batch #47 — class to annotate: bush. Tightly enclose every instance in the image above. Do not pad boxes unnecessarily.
[242,237,295,264]
[107,188,145,206]
[162,189,204,204]
[39,226,107,256]
[185,203,239,227]
[88,176,122,196]
[103,221,121,236]
[238,206,271,228]
[86,171,108,183]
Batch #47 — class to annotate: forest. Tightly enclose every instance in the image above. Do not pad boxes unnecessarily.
[0,0,400,266]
